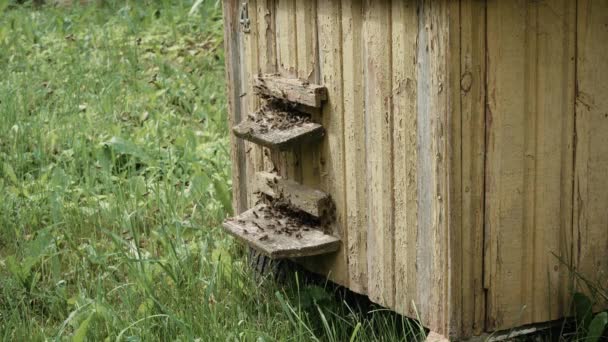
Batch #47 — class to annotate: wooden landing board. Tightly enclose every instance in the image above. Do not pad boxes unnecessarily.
[233,119,325,150]
[254,75,327,108]
[223,205,341,259]
[254,171,331,218]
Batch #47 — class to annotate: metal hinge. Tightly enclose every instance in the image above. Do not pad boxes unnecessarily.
[239,2,251,33]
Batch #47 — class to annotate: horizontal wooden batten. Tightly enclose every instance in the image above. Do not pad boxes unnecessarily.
[233,119,325,150]
[223,204,341,259]
[253,75,328,108]
[254,171,331,218]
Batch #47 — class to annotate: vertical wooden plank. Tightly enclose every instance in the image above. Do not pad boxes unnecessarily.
[276,0,298,78]
[485,0,575,330]
[532,0,575,323]
[485,1,528,328]
[392,0,418,317]
[459,0,486,336]
[296,0,318,82]
[243,0,264,209]
[256,0,278,171]
[447,0,463,337]
[275,0,302,182]
[296,0,321,188]
[431,0,451,335]
[574,0,608,310]
[223,0,248,213]
[363,0,394,308]
[415,0,452,333]
[315,0,349,286]
[415,0,435,326]
[342,0,367,294]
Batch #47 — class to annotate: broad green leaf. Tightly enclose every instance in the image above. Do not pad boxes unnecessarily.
[102,136,151,163]
[72,312,94,342]
[587,312,608,342]
[0,0,8,14]
[212,176,232,215]
[5,256,26,281]
[3,163,18,185]
[574,292,594,331]
[137,299,155,317]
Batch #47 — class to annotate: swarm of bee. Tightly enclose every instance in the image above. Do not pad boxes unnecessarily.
[247,100,312,135]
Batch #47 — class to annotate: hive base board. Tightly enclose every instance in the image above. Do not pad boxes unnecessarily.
[223,204,340,259]
[232,120,324,150]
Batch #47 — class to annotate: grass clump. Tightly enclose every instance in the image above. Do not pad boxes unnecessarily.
[0,1,424,341]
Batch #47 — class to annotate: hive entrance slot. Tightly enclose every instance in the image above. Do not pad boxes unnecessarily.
[233,75,327,150]
[223,204,340,259]
[232,104,324,150]
[223,172,339,259]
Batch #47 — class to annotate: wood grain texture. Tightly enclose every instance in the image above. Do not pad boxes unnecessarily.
[255,0,278,172]
[223,0,248,214]
[243,0,265,209]
[342,0,367,295]
[459,0,486,336]
[222,0,608,338]
[254,171,331,218]
[574,0,608,310]
[223,205,341,259]
[485,0,576,330]
[446,0,463,337]
[391,0,418,317]
[233,119,325,150]
[253,75,327,108]
[415,0,452,333]
[275,0,301,182]
[363,0,394,309]
[313,0,349,286]
[296,0,321,189]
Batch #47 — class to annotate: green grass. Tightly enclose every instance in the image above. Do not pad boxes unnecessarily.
[0,1,424,340]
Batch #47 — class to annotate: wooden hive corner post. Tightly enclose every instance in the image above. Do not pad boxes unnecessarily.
[414,0,486,339]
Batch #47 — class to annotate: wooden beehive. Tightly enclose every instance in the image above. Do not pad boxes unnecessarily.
[222,0,608,339]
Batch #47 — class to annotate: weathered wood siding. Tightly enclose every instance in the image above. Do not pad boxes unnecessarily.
[574,0,608,314]
[485,0,576,330]
[223,0,608,338]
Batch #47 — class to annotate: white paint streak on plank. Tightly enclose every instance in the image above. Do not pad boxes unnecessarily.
[391,0,418,317]
[363,0,394,308]
[342,0,367,294]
